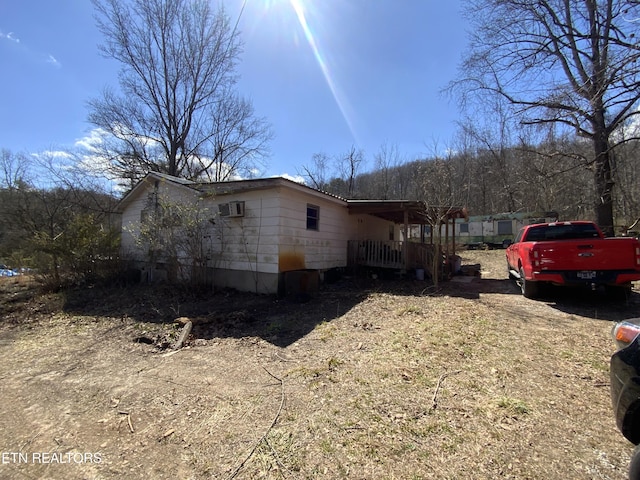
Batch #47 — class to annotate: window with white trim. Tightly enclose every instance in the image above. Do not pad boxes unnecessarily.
[306,204,319,230]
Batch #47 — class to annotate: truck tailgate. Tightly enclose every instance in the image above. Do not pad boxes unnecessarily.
[535,237,640,271]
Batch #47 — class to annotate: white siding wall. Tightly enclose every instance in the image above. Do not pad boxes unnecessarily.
[211,187,362,273]
[120,177,406,293]
[120,179,199,259]
[206,189,281,274]
[120,190,147,256]
[349,214,397,242]
[277,188,348,271]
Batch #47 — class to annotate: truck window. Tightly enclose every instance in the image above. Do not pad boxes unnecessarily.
[526,223,600,241]
[514,229,524,243]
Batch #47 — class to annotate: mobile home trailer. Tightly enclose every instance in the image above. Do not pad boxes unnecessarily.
[455,211,559,248]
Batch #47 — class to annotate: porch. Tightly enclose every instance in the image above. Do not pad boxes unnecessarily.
[345,200,467,280]
[347,240,440,271]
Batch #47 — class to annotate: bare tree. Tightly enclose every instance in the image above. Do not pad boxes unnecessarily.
[200,89,272,181]
[299,152,332,191]
[418,154,466,288]
[457,95,526,213]
[454,0,640,235]
[89,0,271,185]
[0,149,31,190]
[336,146,365,198]
[372,142,405,199]
[0,151,120,286]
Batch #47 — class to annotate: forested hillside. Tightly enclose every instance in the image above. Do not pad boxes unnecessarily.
[302,135,640,233]
[2,131,639,286]
[0,150,120,287]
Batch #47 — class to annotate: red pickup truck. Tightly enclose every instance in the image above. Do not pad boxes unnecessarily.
[505,221,640,298]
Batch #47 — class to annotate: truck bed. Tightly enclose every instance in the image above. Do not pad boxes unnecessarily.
[505,221,640,297]
[534,237,640,273]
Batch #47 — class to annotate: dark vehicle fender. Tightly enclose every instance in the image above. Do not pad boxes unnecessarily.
[611,338,640,444]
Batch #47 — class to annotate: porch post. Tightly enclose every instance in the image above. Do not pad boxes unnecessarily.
[451,215,456,257]
[444,218,449,257]
[403,208,409,272]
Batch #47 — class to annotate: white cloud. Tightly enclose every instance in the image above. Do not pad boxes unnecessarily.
[1,30,62,68]
[74,128,108,152]
[612,108,640,142]
[35,150,74,160]
[46,54,61,68]
[0,30,20,43]
[278,173,306,184]
[74,129,115,177]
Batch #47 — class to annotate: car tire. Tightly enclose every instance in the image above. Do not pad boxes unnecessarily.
[629,444,640,480]
[519,267,539,298]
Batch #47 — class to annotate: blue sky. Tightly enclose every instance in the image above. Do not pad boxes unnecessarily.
[0,0,468,179]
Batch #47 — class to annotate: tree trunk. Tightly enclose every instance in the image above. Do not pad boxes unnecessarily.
[592,108,615,236]
[594,163,615,236]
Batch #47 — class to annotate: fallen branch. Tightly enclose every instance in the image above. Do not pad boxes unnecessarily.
[431,370,461,413]
[127,413,135,433]
[264,436,290,475]
[227,368,286,480]
[118,411,135,433]
[172,320,193,350]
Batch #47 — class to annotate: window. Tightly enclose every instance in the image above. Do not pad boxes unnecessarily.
[497,220,513,235]
[307,204,319,230]
[389,224,395,241]
[527,223,600,241]
[514,229,524,243]
[459,222,469,233]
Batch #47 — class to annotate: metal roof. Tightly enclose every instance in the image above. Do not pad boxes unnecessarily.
[117,173,467,224]
[347,200,467,225]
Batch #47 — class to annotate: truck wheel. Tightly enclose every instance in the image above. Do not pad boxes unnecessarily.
[519,267,539,298]
[630,444,640,480]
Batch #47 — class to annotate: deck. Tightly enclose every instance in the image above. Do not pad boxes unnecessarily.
[347,240,438,271]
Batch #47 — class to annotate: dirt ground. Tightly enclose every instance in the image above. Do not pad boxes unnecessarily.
[1,249,639,480]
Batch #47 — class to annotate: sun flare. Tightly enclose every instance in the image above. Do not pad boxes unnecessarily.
[249,0,358,142]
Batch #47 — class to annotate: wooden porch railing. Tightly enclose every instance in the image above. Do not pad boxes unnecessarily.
[348,240,404,269]
[347,240,440,271]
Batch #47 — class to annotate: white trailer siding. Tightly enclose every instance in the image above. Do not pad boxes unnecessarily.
[118,173,417,293]
[120,176,199,257]
[350,214,398,242]
[275,187,349,271]
[208,190,281,275]
[454,212,558,246]
[206,186,352,293]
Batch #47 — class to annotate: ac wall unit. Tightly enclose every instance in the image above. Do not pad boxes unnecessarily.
[219,201,245,217]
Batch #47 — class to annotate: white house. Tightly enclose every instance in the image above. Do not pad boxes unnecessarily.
[117,172,465,294]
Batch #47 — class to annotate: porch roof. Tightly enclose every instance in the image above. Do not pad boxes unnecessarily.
[347,200,467,225]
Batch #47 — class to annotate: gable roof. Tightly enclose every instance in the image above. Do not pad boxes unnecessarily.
[116,172,346,213]
[195,176,347,206]
[115,172,199,213]
[116,172,467,225]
